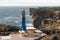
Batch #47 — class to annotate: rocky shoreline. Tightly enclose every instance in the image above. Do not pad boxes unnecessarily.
[0,24,19,35]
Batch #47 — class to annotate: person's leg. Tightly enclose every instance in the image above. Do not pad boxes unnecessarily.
[19,24,22,32]
[22,22,26,32]
[23,26,26,32]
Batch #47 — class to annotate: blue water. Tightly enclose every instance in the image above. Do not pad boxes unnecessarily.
[0,7,32,27]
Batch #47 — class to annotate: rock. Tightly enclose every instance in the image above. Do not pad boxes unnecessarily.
[29,7,60,30]
[0,24,19,35]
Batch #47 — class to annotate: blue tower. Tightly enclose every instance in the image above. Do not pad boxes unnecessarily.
[20,9,26,32]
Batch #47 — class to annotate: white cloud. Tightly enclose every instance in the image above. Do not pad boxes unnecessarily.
[0,0,60,6]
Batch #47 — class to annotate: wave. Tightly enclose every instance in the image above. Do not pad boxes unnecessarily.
[26,23,32,27]
[0,16,32,27]
[4,16,19,20]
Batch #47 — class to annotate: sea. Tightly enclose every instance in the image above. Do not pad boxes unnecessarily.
[0,6,32,27]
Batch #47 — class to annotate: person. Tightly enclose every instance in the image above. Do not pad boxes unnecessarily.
[19,9,26,33]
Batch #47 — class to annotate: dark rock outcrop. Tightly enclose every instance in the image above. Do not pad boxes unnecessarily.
[0,24,19,35]
[29,7,60,29]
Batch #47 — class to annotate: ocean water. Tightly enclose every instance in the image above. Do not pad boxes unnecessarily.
[0,7,32,27]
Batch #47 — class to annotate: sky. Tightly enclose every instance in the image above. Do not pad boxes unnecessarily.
[0,0,60,6]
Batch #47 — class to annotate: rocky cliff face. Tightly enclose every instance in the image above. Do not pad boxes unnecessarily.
[0,24,19,35]
[29,7,60,29]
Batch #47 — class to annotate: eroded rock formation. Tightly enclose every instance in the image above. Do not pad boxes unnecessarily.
[0,24,19,35]
[29,7,60,29]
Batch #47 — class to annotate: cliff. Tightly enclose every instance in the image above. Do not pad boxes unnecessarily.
[29,7,60,30]
[29,7,60,40]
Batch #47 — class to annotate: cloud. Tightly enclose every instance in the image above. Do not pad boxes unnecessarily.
[0,0,60,6]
